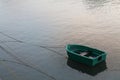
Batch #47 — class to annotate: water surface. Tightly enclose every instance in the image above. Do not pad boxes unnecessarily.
[0,0,120,80]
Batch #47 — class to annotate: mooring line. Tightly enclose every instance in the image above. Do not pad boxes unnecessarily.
[0,32,23,43]
[0,41,21,43]
[0,44,57,80]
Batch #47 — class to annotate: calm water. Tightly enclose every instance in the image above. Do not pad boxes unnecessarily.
[0,0,120,45]
[0,0,120,80]
[0,0,120,52]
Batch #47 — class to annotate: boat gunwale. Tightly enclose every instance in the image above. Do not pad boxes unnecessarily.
[66,44,106,60]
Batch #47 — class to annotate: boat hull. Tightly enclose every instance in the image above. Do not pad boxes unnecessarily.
[66,44,107,66]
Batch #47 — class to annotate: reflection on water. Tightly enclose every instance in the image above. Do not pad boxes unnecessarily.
[67,59,107,76]
[83,0,109,9]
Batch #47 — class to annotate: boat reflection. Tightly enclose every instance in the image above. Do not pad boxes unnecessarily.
[67,59,107,76]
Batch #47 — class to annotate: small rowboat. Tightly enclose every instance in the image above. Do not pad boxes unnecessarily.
[66,44,107,66]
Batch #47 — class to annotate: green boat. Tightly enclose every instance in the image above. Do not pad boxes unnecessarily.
[66,44,107,66]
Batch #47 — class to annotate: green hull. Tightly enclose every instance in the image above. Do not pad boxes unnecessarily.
[66,44,107,66]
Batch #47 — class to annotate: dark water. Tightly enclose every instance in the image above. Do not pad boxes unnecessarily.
[0,0,120,80]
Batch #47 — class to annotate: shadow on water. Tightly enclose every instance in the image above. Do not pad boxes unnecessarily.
[67,59,107,76]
